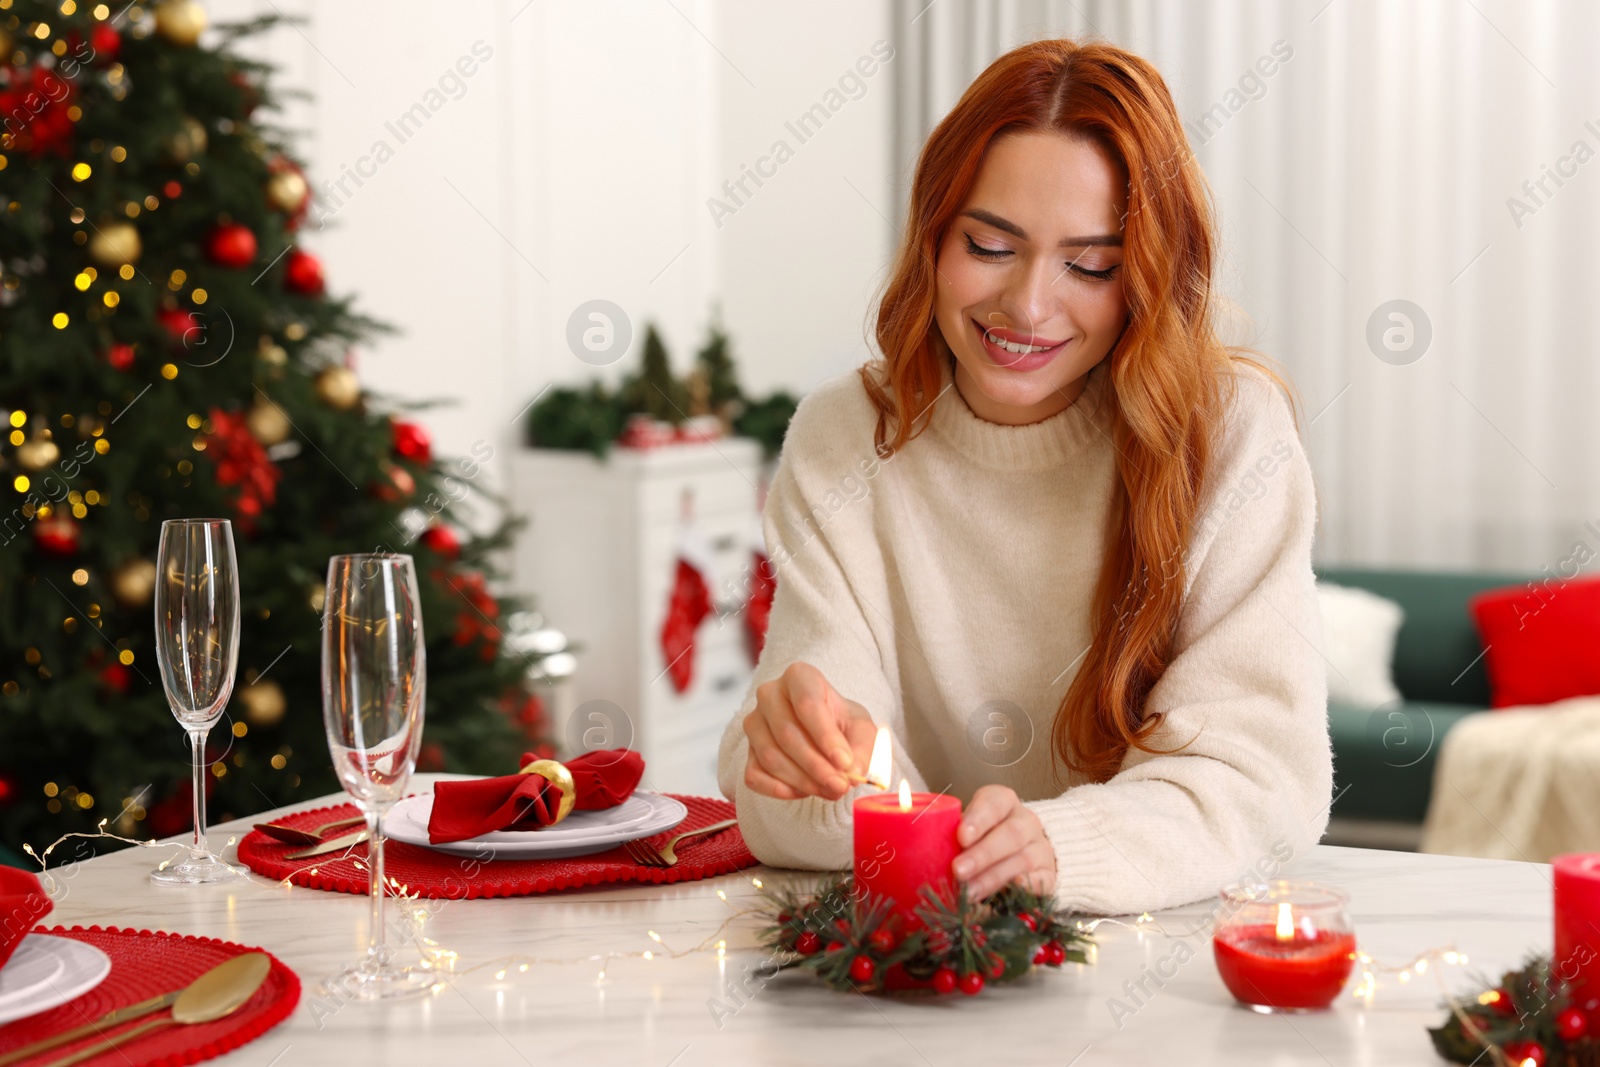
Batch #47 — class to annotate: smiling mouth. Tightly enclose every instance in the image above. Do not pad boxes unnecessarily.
[971,320,1068,365]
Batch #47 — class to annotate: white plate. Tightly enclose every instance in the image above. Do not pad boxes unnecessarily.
[0,935,112,1027]
[0,936,66,1009]
[385,791,689,860]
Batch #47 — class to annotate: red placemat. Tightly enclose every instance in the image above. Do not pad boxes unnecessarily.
[0,926,298,1067]
[237,793,757,898]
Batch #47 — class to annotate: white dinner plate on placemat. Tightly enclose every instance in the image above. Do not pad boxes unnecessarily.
[385,791,689,860]
[0,935,111,1026]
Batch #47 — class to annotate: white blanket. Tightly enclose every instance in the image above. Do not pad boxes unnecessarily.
[1420,695,1600,861]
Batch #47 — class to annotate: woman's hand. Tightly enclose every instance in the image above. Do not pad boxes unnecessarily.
[952,785,1058,900]
[742,661,878,801]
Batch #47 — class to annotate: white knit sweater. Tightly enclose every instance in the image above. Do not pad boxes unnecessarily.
[716,353,1332,916]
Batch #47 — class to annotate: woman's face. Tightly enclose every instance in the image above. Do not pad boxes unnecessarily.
[932,130,1130,426]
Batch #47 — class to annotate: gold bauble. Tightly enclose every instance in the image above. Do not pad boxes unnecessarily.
[265,169,309,215]
[154,0,207,46]
[0,29,13,61]
[14,436,60,472]
[110,558,157,608]
[313,366,361,410]
[87,220,141,267]
[246,399,291,446]
[238,679,287,727]
[166,115,207,162]
[258,343,288,366]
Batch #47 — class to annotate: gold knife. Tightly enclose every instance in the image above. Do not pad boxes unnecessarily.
[285,828,369,860]
[0,991,178,1066]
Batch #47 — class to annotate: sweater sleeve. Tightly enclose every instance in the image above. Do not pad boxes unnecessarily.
[716,396,922,871]
[1024,371,1333,916]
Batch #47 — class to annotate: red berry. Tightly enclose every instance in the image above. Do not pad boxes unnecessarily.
[1019,912,1039,932]
[971,927,987,948]
[849,956,876,983]
[1557,1006,1589,1041]
[1032,944,1051,965]
[794,931,820,956]
[932,967,957,994]
[834,919,850,934]
[988,958,1005,979]
[825,941,844,953]
[867,928,896,954]
[1046,942,1067,966]
[958,971,985,996]
[1501,1039,1546,1067]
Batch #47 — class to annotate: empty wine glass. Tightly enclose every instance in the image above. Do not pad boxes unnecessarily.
[321,552,430,999]
[151,518,245,886]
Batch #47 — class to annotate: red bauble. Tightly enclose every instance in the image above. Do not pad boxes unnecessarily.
[163,180,183,200]
[1557,1006,1588,1041]
[794,932,821,956]
[90,24,122,62]
[33,515,79,556]
[1502,1039,1546,1067]
[848,956,876,983]
[99,662,131,694]
[958,971,985,996]
[419,524,461,560]
[1487,988,1518,1017]
[283,248,325,295]
[158,307,200,344]
[373,464,415,502]
[391,420,432,464]
[107,342,136,370]
[931,967,957,994]
[206,223,257,269]
[0,774,13,805]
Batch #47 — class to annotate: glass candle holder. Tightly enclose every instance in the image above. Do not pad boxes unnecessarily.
[1213,880,1357,1012]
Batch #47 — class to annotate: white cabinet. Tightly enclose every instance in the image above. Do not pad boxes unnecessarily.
[509,439,767,796]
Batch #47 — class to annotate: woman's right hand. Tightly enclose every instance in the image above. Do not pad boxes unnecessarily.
[742,661,879,800]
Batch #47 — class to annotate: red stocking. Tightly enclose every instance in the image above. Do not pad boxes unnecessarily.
[660,535,713,694]
[744,550,776,665]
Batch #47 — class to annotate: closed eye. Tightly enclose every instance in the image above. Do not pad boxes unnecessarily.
[966,233,1121,282]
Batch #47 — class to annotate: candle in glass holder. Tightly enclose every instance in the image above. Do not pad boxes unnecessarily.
[851,728,960,930]
[1212,881,1356,1012]
[1553,853,1600,1029]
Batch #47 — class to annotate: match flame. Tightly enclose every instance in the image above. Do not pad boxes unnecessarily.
[1275,902,1294,941]
[866,726,892,789]
[898,778,912,812]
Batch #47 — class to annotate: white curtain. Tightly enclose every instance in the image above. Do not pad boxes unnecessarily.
[889,0,1600,571]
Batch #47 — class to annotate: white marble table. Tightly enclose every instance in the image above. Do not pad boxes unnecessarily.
[32,780,1552,1067]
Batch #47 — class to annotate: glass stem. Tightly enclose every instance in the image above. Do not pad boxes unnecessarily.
[366,808,387,970]
[188,727,208,858]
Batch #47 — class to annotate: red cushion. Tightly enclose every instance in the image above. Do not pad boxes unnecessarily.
[1469,575,1600,708]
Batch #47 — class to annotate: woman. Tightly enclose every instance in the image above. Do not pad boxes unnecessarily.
[716,38,1331,916]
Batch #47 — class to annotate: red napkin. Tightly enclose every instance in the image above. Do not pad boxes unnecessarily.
[0,867,53,969]
[427,749,645,844]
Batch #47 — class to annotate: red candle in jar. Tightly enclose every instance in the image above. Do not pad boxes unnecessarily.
[853,780,961,930]
[1553,854,1600,1029]
[1213,924,1357,1010]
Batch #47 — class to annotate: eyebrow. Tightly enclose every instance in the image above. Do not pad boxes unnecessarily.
[961,208,1123,247]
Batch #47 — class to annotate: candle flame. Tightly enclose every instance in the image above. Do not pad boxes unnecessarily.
[898,778,912,812]
[1275,902,1294,941]
[866,726,892,789]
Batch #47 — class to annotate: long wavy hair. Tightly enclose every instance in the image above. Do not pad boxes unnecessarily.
[861,38,1301,784]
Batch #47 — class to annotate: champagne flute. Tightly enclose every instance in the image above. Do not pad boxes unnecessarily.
[321,552,430,998]
[151,518,245,885]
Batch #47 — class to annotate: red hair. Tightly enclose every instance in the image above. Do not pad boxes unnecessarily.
[861,38,1301,784]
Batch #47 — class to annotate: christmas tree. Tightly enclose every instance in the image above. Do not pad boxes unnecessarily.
[0,1,550,859]
[618,324,690,426]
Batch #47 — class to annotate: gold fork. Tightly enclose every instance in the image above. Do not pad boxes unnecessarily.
[622,818,737,868]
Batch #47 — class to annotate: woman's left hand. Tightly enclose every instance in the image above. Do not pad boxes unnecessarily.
[951,785,1058,900]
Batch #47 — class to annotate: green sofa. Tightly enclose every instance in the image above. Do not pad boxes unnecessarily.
[1316,566,1529,825]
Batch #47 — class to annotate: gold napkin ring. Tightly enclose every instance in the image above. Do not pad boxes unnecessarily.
[519,759,576,825]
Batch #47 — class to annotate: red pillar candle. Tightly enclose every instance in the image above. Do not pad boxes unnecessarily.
[1212,881,1356,1012]
[853,780,961,930]
[1553,854,1600,1029]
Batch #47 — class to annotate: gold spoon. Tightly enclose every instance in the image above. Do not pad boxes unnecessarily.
[37,952,271,1067]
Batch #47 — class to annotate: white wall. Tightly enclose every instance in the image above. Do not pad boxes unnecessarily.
[213,0,895,527]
